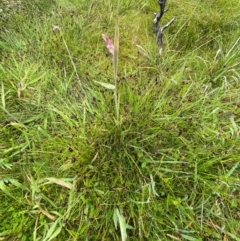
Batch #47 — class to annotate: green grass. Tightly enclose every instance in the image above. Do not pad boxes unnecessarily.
[0,0,240,240]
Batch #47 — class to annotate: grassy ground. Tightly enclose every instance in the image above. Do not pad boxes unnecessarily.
[0,0,240,240]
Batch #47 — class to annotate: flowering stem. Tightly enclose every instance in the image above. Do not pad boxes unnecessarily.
[113,0,120,123]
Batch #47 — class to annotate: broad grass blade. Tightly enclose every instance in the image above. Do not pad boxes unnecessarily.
[94,80,116,90]
[113,208,127,241]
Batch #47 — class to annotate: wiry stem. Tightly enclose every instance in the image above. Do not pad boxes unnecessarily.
[114,0,120,123]
[153,0,175,54]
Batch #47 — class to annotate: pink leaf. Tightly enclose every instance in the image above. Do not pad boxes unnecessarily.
[102,34,114,55]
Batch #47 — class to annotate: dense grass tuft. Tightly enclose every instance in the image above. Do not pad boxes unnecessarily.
[0,0,240,240]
